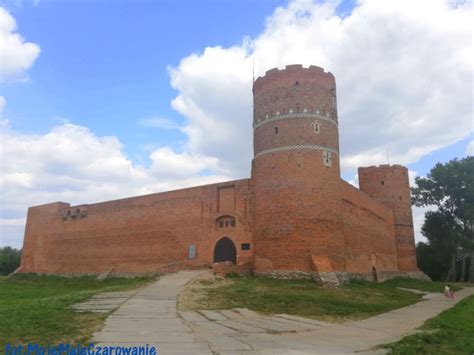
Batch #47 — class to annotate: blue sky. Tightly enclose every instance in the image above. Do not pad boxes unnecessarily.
[2,0,288,158]
[0,0,472,247]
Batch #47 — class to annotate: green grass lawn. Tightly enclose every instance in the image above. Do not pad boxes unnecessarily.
[381,277,462,292]
[189,276,458,322]
[383,295,474,354]
[0,273,153,350]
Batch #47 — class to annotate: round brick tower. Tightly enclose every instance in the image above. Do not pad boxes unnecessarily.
[251,64,346,276]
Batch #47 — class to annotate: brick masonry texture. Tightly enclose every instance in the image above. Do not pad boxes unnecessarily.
[19,65,420,280]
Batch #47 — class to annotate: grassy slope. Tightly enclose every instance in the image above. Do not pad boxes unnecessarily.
[193,276,455,322]
[0,274,153,349]
[382,277,462,292]
[384,295,474,355]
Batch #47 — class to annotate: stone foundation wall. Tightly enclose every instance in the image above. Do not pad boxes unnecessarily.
[253,269,429,284]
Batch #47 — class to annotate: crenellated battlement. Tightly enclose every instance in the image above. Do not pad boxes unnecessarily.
[253,64,335,93]
[256,64,331,80]
[252,63,340,162]
[252,64,338,128]
[359,164,406,171]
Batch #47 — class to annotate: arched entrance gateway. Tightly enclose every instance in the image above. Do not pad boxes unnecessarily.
[372,266,378,282]
[213,237,237,264]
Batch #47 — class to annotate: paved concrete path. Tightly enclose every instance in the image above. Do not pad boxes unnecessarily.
[91,270,212,355]
[72,290,140,313]
[88,271,474,354]
[180,286,474,354]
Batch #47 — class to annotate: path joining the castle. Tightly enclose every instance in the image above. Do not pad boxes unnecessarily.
[89,271,474,354]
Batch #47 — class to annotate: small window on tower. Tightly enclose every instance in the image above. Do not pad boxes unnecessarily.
[311,122,320,134]
[323,151,332,167]
[381,181,385,185]
[241,243,250,250]
[275,127,279,134]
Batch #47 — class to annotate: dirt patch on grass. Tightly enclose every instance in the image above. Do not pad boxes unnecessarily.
[70,312,108,344]
[178,271,234,311]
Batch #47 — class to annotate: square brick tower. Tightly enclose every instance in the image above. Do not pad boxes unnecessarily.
[358,165,418,271]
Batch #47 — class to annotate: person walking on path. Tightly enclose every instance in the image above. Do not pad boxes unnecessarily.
[444,285,450,300]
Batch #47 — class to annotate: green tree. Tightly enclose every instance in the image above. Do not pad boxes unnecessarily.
[416,210,458,280]
[415,241,449,281]
[412,157,474,282]
[0,247,21,275]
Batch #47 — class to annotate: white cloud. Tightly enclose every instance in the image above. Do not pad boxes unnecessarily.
[169,0,472,177]
[139,117,182,130]
[169,44,254,176]
[408,170,418,189]
[347,173,358,187]
[0,7,40,82]
[408,170,427,243]
[0,96,7,126]
[412,206,431,244]
[0,218,26,247]
[150,147,220,178]
[0,114,229,247]
[467,140,474,156]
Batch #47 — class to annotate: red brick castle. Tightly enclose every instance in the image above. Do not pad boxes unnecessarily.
[19,65,425,283]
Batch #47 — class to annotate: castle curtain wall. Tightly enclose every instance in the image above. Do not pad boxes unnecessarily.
[340,181,398,275]
[19,179,253,275]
